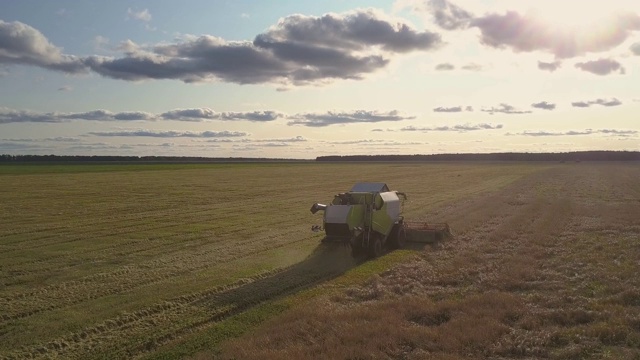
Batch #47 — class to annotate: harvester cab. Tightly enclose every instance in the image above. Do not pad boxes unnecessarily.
[310,183,450,258]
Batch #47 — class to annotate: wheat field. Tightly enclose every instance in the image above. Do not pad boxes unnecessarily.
[4,162,639,359]
[0,162,546,359]
[218,163,640,359]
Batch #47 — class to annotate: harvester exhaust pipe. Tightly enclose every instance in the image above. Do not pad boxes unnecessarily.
[310,203,327,214]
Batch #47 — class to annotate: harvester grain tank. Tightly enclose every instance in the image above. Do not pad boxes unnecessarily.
[310,183,450,258]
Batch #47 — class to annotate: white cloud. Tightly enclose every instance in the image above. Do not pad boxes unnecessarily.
[88,130,248,138]
[433,106,462,112]
[435,62,454,70]
[288,110,415,127]
[93,35,110,52]
[513,129,637,136]
[126,8,152,22]
[575,58,625,75]
[531,101,556,110]
[571,98,622,108]
[399,123,503,132]
[538,61,561,72]
[481,104,532,115]
[0,10,442,86]
[0,20,86,73]
[398,0,640,58]
[0,107,283,123]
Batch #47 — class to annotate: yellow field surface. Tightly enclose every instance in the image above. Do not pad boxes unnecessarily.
[219,163,640,359]
[0,162,572,358]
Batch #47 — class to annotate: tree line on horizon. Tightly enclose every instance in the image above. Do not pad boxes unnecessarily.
[0,151,638,163]
[316,151,640,162]
[0,155,303,163]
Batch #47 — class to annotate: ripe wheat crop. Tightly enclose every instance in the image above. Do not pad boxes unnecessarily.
[219,163,640,360]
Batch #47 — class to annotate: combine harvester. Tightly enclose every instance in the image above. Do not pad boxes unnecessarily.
[311,183,451,258]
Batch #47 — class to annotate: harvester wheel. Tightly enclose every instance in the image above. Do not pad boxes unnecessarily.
[351,244,363,257]
[388,224,406,249]
[368,236,383,258]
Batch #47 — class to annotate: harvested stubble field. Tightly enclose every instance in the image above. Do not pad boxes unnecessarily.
[1,162,639,359]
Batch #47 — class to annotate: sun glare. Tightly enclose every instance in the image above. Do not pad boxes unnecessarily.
[525,1,633,30]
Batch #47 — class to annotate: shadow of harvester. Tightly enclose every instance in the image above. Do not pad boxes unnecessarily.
[133,237,452,354]
[126,244,364,355]
[163,230,452,341]
[189,243,362,316]
[190,233,448,314]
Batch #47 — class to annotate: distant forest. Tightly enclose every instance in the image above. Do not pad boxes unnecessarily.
[0,155,307,163]
[0,151,639,163]
[316,151,640,162]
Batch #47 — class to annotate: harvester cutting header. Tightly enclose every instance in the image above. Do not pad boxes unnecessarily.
[310,183,450,258]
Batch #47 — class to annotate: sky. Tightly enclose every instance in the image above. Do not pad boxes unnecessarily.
[0,0,639,159]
